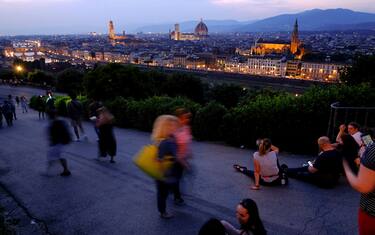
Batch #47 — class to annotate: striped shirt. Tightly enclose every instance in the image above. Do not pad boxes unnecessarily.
[360,143,375,217]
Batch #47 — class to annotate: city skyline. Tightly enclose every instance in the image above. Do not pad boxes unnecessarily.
[0,0,375,35]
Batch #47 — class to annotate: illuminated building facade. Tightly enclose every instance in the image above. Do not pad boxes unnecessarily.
[248,57,287,77]
[251,19,305,59]
[108,20,126,41]
[170,19,208,41]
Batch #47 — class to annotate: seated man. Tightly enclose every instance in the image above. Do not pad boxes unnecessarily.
[286,136,341,188]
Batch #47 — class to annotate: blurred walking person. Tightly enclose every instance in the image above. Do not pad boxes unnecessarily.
[67,93,86,141]
[15,96,20,107]
[2,100,14,127]
[151,115,184,219]
[36,95,46,120]
[89,99,103,139]
[8,95,16,120]
[343,142,375,235]
[0,104,3,128]
[46,110,72,177]
[175,108,193,169]
[96,107,117,163]
[45,92,56,118]
[20,96,28,113]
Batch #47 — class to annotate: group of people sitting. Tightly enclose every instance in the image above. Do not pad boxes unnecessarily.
[234,122,373,190]
[199,121,373,235]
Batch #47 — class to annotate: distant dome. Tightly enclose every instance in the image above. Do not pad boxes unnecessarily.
[195,19,208,36]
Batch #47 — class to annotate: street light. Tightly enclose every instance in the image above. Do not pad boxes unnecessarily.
[15,65,23,73]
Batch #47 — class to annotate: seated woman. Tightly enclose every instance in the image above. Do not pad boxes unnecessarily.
[221,198,267,235]
[338,133,360,174]
[234,138,287,190]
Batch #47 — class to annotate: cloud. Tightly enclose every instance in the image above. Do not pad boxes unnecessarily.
[0,0,73,3]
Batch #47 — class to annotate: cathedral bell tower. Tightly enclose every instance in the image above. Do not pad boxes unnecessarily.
[109,20,115,40]
[290,19,299,54]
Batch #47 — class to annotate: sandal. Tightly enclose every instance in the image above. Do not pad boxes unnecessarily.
[233,164,241,171]
[250,185,260,190]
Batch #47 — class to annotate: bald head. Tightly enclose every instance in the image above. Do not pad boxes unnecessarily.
[317,136,333,151]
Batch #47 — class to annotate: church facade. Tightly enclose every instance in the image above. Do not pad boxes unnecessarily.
[250,20,305,59]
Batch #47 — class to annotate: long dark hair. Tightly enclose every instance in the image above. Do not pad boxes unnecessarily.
[341,134,359,158]
[240,199,267,235]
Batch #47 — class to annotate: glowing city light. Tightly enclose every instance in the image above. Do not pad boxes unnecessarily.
[15,65,23,72]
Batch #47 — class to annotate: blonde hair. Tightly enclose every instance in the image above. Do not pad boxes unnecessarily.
[258,138,272,156]
[151,115,179,142]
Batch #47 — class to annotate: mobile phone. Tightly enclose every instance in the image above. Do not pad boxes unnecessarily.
[361,135,374,147]
[308,161,313,167]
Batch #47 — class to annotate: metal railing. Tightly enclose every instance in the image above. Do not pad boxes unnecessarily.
[327,102,375,140]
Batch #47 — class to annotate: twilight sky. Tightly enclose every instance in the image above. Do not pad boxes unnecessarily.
[0,0,374,35]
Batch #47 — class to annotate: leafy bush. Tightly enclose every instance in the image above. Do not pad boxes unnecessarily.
[223,84,375,153]
[56,68,84,94]
[55,96,71,116]
[193,101,228,140]
[29,84,375,154]
[106,96,201,131]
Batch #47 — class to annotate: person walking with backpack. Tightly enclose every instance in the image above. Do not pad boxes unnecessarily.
[67,93,86,141]
[46,110,72,177]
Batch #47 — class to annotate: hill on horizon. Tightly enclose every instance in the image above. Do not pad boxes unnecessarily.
[134,8,375,33]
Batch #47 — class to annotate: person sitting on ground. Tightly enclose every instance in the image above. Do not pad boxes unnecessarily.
[286,136,341,188]
[221,198,267,235]
[336,122,365,157]
[338,134,360,173]
[234,138,288,190]
[198,218,226,235]
[343,142,375,235]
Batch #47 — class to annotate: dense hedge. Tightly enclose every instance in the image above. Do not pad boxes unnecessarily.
[223,84,375,153]
[193,101,228,141]
[29,84,375,154]
[105,96,201,131]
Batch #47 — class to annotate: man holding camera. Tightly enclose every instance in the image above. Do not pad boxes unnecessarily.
[286,136,341,188]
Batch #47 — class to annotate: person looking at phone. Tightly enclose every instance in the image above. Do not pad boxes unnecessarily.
[286,136,341,188]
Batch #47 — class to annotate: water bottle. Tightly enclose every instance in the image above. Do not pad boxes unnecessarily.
[281,173,286,185]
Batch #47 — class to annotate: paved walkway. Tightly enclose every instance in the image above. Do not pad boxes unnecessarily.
[0,86,359,235]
